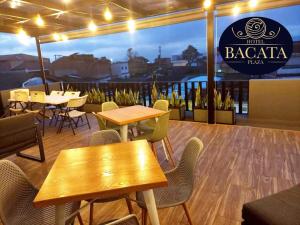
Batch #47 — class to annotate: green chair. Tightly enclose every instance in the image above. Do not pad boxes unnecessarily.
[133,111,175,167]
[137,100,169,132]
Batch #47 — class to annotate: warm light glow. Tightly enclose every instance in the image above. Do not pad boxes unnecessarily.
[103,7,113,21]
[88,21,97,32]
[203,0,212,9]
[35,15,45,27]
[10,0,21,8]
[17,29,30,45]
[62,0,71,4]
[249,0,258,8]
[53,33,60,41]
[127,19,136,33]
[61,34,68,41]
[232,6,240,16]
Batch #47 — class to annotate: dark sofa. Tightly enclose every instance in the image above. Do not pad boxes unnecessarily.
[0,113,45,162]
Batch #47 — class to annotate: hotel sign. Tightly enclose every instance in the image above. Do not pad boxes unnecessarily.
[219,17,293,75]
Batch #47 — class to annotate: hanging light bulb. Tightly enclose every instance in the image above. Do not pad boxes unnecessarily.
[232,6,240,16]
[10,0,21,8]
[61,34,68,41]
[53,33,60,41]
[203,0,212,10]
[62,0,71,4]
[17,28,30,45]
[249,0,258,8]
[88,21,97,32]
[35,15,45,27]
[127,19,136,33]
[103,7,113,21]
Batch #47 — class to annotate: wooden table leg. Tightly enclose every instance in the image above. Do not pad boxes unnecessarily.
[120,124,128,142]
[55,204,65,225]
[142,189,160,225]
[42,105,45,136]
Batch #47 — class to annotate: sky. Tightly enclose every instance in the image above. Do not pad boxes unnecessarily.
[0,5,300,62]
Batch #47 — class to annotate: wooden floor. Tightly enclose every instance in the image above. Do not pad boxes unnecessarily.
[4,115,300,225]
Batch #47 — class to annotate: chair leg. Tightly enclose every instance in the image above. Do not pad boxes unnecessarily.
[142,208,148,225]
[125,197,134,214]
[89,202,94,225]
[77,213,84,225]
[163,138,176,167]
[182,203,193,225]
[68,117,76,135]
[151,143,158,158]
[85,113,91,129]
[165,136,174,154]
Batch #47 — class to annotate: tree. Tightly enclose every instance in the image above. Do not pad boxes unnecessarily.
[127,48,137,60]
[182,45,200,66]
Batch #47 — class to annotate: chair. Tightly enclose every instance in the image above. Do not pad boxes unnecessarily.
[88,130,134,225]
[25,91,46,115]
[50,90,64,96]
[137,100,169,132]
[48,90,64,125]
[136,137,204,225]
[63,91,80,98]
[92,112,120,132]
[101,215,140,225]
[57,95,91,135]
[9,89,29,115]
[0,160,83,225]
[133,111,176,166]
[0,113,45,162]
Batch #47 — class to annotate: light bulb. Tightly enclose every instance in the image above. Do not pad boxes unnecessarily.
[104,7,113,21]
[127,19,136,33]
[53,33,60,41]
[203,0,211,9]
[88,21,97,32]
[61,34,68,41]
[232,6,240,16]
[249,0,258,8]
[35,15,45,27]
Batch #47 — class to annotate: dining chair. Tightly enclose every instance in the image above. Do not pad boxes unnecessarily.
[137,100,169,132]
[9,89,29,115]
[92,112,120,132]
[133,111,176,167]
[0,160,83,225]
[57,95,91,135]
[63,91,81,98]
[25,91,46,115]
[101,214,139,225]
[50,90,64,96]
[48,90,64,125]
[88,130,134,225]
[136,137,204,225]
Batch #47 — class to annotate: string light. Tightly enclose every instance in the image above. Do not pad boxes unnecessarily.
[53,33,60,41]
[103,7,113,21]
[35,15,45,27]
[17,28,30,45]
[62,0,71,4]
[249,0,258,8]
[61,34,68,41]
[127,19,136,33]
[232,6,240,16]
[203,0,212,9]
[88,21,97,32]
[10,0,21,8]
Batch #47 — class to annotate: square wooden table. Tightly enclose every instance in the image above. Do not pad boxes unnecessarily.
[34,140,168,225]
[97,105,166,141]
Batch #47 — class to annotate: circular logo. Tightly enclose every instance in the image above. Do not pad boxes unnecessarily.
[219,17,293,75]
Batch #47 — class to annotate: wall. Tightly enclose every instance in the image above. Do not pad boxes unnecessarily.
[249,79,300,127]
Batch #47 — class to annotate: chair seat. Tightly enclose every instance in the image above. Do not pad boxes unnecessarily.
[242,185,300,225]
[136,119,155,132]
[9,108,23,113]
[60,110,86,118]
[25,109,41,114]
[136,171,191,209]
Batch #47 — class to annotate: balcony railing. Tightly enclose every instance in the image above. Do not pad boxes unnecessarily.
[63,80,249,114]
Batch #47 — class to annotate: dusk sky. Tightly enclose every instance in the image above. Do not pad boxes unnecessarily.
[0,5,299,62]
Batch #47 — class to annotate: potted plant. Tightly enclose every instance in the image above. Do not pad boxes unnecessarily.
[215,90,236,125]
[163,90,186,120]
[193,85,208,122]
[114,89,140,107]
[83,88,106,113]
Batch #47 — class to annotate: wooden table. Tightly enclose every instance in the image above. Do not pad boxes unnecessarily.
[97,105,165,141]
[34,140,168,225]
[9,95,70,135]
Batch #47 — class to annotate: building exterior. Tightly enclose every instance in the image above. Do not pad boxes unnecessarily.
[277,41,300,76]
[111,62,130,79]
[0,54,50,72]
[128,56,149,76]
[51,53,111,80]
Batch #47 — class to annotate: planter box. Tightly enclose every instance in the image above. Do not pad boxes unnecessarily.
[216,109,236,125]
[193,108,208,122]
[83,104,102,113]
[193,108,236,125]
[170,105,186,120]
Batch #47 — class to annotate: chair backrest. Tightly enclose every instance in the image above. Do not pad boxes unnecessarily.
[92,112,107,130]
[150,111,170,142]
[30,91,46,103]
[175,137,204,194]
[0,160,36,225]
[63,91,80,98]
[102,101,119,111]
[66,95,87,108]
[90,130,121,146]
[153,100,169,111]
[14,90,29,102]
[50,90,64,97]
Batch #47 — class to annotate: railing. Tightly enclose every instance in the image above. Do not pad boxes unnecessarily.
[63,80,249,114]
